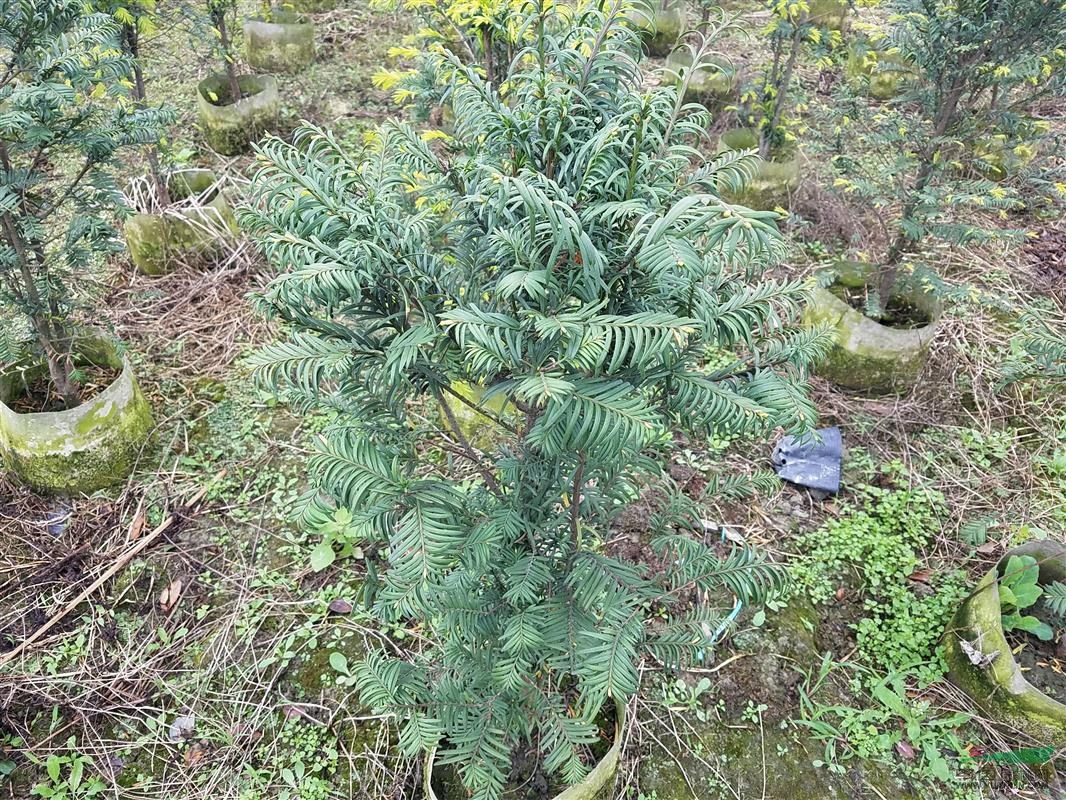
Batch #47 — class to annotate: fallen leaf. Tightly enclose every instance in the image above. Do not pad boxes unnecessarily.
[908,568,933,584]
[895,740,916,760]
[128,509,146,541]
[975,541,1000,555]
[159,579,183,613]
[722,526,746,544]
[328,598,353,614]
[184,744,207,768]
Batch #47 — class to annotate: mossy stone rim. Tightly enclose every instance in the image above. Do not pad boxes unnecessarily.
[943,544,1066,747]
[123,169,238,276]
[803,261,941,394]
[0,334,154,494]
[244,9,316,74]
[196,73,280,155]
[626,1,685,57]
[424,702,626,800]
[716,128,802,210]
[663,50,737,104]
[807,0,849,30]
[197,72,279,113]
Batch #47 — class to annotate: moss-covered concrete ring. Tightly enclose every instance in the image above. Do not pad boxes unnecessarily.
[717,128,802,211]
[803,261,940,395]
[123,170,239,276]
[808,0,849,30]
[0,338,153,494]
[663,50,737,108]
[943,555,1066,747]
[244,10,315,73]
[626,1,685,57]
[286,0,335,10]
[197,73,280,156]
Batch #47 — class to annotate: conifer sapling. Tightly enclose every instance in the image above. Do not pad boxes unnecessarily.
[243,3,831,797]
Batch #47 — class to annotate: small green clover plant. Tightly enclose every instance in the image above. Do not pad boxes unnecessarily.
[999,555,1053,641]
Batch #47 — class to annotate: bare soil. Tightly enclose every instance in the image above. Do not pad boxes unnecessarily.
[830,283,933,329]
[1012,633,1066,703]
[7,364,122,414]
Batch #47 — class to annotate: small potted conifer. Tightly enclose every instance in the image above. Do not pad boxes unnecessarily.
[0,2,163,493]
[243,8,823,797]
[808,0,1066,394]
[197,0,280,155]
[98,0,238,274]
[244,2,316,74]
[717,0,823,210]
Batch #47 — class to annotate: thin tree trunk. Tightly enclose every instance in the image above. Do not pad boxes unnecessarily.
[215,12,242,103]
[762,27,802,159]
[0,140,81,406]
[481,28,494,85]
[124,23,171,207]
[1,213,79,408]
[876,78,968,304]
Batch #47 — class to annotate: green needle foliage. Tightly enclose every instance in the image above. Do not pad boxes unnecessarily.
[827,0,1066,311]
[372,0,526,116]
[1043,581,1066,628]
[243,3,829,796]
[998,309,1066,390]
[94,0,172,204]
[747,0,837,158]
[0,0,170,406]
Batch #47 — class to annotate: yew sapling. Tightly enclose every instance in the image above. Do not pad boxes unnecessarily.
[0,0,170,407]
[242,4,830,797]
[828,0,1066,315]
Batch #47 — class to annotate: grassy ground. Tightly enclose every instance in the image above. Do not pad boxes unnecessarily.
[1,1,1064,799]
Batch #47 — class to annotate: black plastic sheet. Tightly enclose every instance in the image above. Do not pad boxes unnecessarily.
[772,427,842,494]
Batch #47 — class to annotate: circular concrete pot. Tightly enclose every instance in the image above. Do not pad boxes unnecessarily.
[845,39,909,101]
[424,702,626,800]
[717,128,801,211]
[0,334,153,494]
[123,170,238,276]
[803,261,940,395]
[197,73,279,156]
[244,9,315,73]
[807,0,848,30]
[286,0,335,10]
[627,0,685,57]
[663,50,737,108]
[943,542,1066,747]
